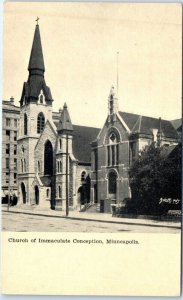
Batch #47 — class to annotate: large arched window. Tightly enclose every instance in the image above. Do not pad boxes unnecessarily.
[106,130,120,166]
[24,113,27,135]
[37,112,45,134]
[44,140,53,175]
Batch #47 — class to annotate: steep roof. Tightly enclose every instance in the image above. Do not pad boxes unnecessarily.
[72,125,100,163]
[57,103,73,133]
[119,111,179,139]
[28,25,45,73]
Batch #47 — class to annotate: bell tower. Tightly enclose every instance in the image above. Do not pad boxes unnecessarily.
[18,21,54,205]
[55,103,74,210]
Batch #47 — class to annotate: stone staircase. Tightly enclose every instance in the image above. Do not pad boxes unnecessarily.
[80,203,100,213]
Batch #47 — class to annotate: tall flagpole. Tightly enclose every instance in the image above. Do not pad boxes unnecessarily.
[117,51,119,94]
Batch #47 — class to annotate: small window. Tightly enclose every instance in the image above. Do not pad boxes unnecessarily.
[6,130,10,138]
[21,160,24,173]
[14,173,17,183]
[6,173,9,183]
[59,139,62,150]
[24,113,28,135]
[46,189,49,198]
[81,171,86,183]
[38,161,41,173]
[24,159,26,172]
[6,144,10,155]
[40,95,43,104]
[14,132,17,141]
[58,185,61,198]
[6,118,10,127]
[6,158,9,169]
[14,158,17,170]
[14,119,17,127]
[14,145,17,155]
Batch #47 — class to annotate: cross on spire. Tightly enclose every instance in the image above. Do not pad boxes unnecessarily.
[35,17,39,25]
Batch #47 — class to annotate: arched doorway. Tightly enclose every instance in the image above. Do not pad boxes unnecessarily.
[21,182,26,204]
[35,186,39,205]
[44,140,53,175]
[108,171,117,199]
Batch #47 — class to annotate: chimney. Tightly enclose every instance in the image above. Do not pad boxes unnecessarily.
[10,96,14,104]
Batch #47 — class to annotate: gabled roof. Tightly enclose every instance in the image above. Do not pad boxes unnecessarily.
[119,111,179,139]
[72,125,100,163]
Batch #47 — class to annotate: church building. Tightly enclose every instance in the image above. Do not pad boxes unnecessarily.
[90,86,180,213]
[15,23,180,214]
[17,24,99,210]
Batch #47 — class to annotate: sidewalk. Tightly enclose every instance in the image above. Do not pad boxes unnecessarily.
[2,205,181,229]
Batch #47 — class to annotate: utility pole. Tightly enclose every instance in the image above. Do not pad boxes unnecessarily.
[66,133,69,217]
[7,160,10,211]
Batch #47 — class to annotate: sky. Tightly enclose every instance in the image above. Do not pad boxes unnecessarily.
[3,2,182,128]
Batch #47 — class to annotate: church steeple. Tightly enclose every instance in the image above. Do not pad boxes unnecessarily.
[20,21,53,106]
[28,24,45,77]
[108,85,119,116]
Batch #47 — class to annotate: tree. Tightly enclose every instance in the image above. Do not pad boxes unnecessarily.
[129,143,181,215]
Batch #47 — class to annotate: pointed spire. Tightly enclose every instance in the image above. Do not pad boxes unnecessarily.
[28,24,45,76]
[108,85,118,116]
[57,103,73,134]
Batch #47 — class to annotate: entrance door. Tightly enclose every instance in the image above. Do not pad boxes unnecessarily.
[108,171,117,199]
[21,182,26,204]
[35,186,39,205]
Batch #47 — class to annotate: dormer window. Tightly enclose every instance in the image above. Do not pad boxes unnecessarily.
[39,90,45,104]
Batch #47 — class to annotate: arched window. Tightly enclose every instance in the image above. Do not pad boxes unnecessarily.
[24,113,27,135]
[38,161,40,173]
[81,171,86,183]
[106,130,120,166]
[21,159,24,173]
[44,140,53,175]
[39,90,45,104]
[108,171,117,194]
[46,189,49,198]
[37,112,45,134]
[58,185,61,198]
[59,161,62,173]
[24,159,26,172]
[59,139,62,150]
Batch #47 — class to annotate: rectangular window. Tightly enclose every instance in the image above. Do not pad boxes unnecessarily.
[112,145,115,166]
[14,173,17,183]
[14,131,17,141]
[107,146,110,166]
[14,158,17,170]
[6,118,10,127]
[6,144,10,155]
[14,145,17,155]
[6,172,9,183]
[6,158,9,169]
[14,119,17,127]
[116,144,119,165]
[6,130,10,138]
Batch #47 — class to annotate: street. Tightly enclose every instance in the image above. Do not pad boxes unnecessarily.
[2,211,180,233]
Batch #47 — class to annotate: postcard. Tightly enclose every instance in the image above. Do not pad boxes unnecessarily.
[1,2,182,296]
